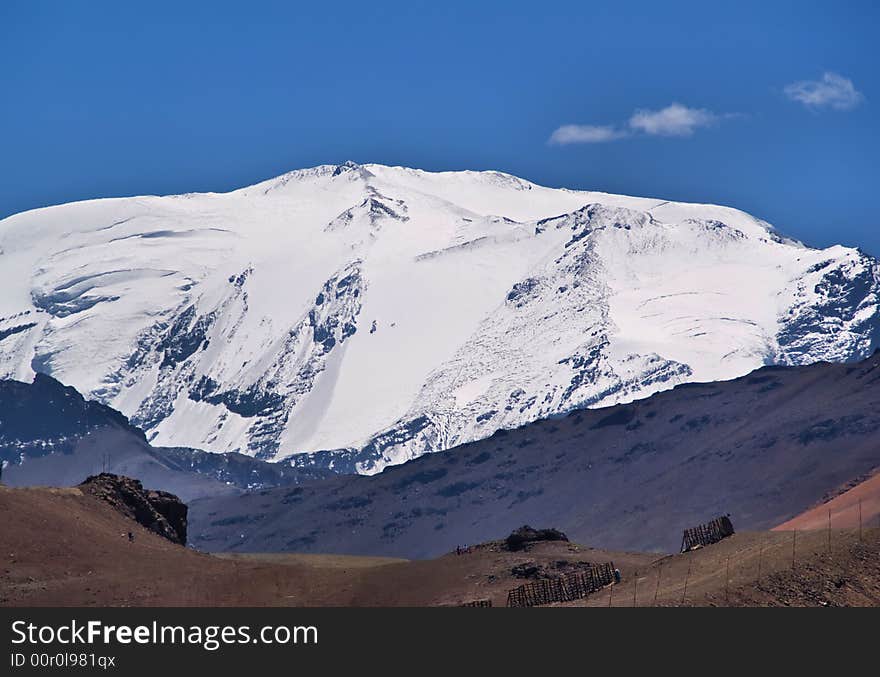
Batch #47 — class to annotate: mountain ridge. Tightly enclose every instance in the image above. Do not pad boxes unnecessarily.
[1,162,878,472]
[0,372,330,500]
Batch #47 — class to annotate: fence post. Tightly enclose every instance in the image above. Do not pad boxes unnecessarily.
[725,555,730,605]
[859,499,863,541]
[633,572,638,607]
[653,563,662,606]
[681,561,691,605]
[827,509,832,556]
[756,536,764,582]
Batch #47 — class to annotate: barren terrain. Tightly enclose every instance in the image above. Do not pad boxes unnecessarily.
[2,484,877,607]
[774,469,880,531]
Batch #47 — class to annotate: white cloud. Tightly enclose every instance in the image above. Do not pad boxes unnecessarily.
[628,103,717,136]
[548,124,628,145]
[549,103,734,145]
[784,72,863,111]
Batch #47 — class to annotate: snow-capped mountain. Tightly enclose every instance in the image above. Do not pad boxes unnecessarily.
[1,162,878,473]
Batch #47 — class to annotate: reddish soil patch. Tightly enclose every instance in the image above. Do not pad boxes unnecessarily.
[774,470,880,531]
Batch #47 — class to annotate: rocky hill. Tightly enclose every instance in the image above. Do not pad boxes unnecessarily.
[79,473,188,544]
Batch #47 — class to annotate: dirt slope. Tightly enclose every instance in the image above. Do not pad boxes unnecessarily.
[774,470,880,531]
[571,528,880,607]
[2,485,877,607]
[0,485,651,607]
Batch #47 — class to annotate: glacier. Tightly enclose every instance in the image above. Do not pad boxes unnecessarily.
[0,161,878,473]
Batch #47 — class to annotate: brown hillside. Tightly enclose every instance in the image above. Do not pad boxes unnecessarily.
[1,484,877,607]
[774,469,880,532]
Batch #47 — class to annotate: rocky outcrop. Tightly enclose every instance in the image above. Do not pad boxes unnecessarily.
[79,473,187,545]
[504,526,569,552]
[510,559,595,579]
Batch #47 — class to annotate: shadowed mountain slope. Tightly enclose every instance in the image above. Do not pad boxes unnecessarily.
[0,373,331,501]
[190,353,880,557]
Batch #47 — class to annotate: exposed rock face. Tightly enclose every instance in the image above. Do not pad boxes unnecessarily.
[510,559,595,579]
[504,526,569,552]
[79,473,187,545]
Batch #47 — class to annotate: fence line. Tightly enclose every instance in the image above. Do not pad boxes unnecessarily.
[498,505,877,608]
[507,562,615,607]
[459,598,492,607]
[658,524,877,607]
[681,515,735,552]
[611,504,878,607]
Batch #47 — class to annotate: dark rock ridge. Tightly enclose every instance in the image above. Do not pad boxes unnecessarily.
[510,559,594,580]
[0,372,144,450]
[0,374,333,502]
[0,322,38,342]
[79,473,188,545]
[156,446,334,490]
[776,251,880,362]
[504,525,569,552]
[118,260,366,459]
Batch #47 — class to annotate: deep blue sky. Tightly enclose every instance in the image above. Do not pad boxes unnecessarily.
[2,1,878,253]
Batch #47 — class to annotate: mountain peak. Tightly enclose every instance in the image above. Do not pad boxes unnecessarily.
[1,162,878,473]
[332,160,362,176]
[330,160,374,181]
